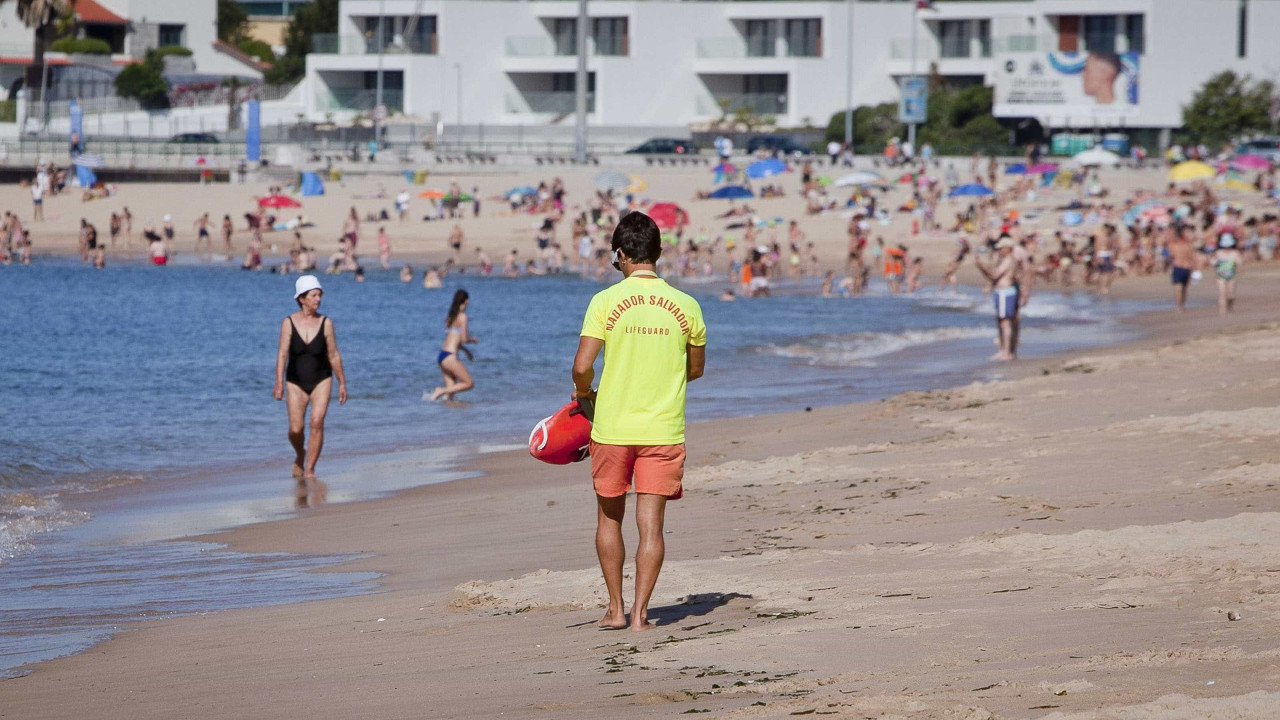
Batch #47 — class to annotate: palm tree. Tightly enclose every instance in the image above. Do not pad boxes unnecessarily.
[2,0,73,100]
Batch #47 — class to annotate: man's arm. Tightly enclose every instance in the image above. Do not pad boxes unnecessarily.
[573,336,603,398]
[687,344,705,381]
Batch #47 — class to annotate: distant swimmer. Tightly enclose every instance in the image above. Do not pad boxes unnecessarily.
[274,275,348,480]
[430,289,477,402]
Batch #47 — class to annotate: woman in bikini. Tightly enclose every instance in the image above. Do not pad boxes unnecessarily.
[273,275,348,479]
[430,289,477,402]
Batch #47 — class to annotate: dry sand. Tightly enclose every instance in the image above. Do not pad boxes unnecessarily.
[8,160,1204,282]
[5,167,1280,718]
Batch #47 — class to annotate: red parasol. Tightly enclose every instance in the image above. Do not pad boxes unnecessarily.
[647,202,689,230]
[258,194,302,208]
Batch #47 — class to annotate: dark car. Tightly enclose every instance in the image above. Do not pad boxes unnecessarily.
[170,133,220,144]
[747,135,814,157]
[626,138,699,155]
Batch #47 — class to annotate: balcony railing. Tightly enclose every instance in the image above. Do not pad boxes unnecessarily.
[316,88,404,113]
[505,36,562,58]
[696,37,748,59]
[505,91,594,114]
[991,33,1056,54]
[697,93,787,117]
[312,33,436,55]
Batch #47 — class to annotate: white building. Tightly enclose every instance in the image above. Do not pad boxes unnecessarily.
[303,0,1280,141]
[0,0,264,100]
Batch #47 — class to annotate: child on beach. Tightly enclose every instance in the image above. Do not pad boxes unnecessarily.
[1212,232,1242,315]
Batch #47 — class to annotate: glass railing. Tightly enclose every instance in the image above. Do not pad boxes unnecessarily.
[696,37,748,58]
[504,36,563,57]
[312,34,435,55]
[317,88,404,112]
[505,91,594,114]
[697,93,786,116]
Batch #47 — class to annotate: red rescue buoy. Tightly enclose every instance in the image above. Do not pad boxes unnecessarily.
[529,400,593,464]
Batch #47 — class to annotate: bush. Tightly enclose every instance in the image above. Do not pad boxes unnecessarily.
[114,51,170,110]
[236,38,276,65]
[50,37,112,55]
[153,45,193,57]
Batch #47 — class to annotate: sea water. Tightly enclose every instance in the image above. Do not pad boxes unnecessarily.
[0,259,1156,676]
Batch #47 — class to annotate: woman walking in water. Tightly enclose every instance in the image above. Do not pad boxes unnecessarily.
[430,289,477,401]
[274,275,348,479]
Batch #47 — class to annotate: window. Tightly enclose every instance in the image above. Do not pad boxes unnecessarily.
[158,24,185,48]
[552,72,594,93]
[593,18,628,56]
[1083,15,1117,54]
[937,20,971,58]
[745,20,776,58]
[1124,14,1144,54]
[408,15,437,54]
[1058,15,1079,53]
[978,19,991,58]
[552,18,577,56]
[1237,0,1247,58]
[742,74,787,114]
[785,19,821,57]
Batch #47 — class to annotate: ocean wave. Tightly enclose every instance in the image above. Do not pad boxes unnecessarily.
[0,492,91,565]
[751,326,993,368]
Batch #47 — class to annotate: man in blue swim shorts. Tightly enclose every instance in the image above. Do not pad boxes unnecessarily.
[974,236,1022,361]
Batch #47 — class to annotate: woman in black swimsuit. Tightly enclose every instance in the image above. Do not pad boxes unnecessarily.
[273,275,348,480]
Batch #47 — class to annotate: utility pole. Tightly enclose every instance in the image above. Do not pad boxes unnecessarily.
[573,0,588,163]
[374,0,386,153]
[455,62,462,127]
[908,1,917,152]
[843,0,854,150]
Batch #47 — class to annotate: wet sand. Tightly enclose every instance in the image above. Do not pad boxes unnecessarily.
[4,263,1280,718]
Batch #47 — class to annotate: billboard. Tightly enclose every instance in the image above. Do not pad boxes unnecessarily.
[898,76,928,124]
[994,51,1140,120]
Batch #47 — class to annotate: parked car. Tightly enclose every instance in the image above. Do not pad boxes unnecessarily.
[170,133,220,144]
[747,135,814,157]
[626,138,698,155]
[1237,137,1280,163]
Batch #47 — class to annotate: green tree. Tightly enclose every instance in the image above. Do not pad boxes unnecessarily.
[265,0,338,85]
[218,0,249,43]
[236,38,276,66]
[114,49,169,109]
[1182,71,1274,147]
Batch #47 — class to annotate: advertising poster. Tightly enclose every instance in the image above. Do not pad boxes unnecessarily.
[898,76,928,124]
[994,51,1140,119]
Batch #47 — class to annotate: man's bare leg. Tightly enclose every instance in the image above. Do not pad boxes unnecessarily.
[595,494,628,629]
[1176,284,1187,313]
[630,493,668,631]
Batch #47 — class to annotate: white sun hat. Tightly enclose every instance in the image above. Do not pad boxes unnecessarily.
[294,274,323,299]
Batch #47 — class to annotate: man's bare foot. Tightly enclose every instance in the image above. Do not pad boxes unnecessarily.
[291,463,304,479]
[628,620,658,632]
[429,387,446,402]
[989,351,1014,362]
[303,469,318,480]
[597,611,627,630]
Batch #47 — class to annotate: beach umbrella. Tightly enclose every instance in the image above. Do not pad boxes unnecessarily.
[833,170,884,187]
[745,158,787,179]
[816,176,833,187]
[420,189,445,199]
[1004,162,1028,175]
[1121,200,1166,226]
[949,183,995,198]
[708,185,754,200]
[1223,178,1256,193]
[1072,147,1122,167]
[648,202,689,230]
[505,185,536,198]
[594,170,631,191]
[72,154,105,168]
[1168,160,1217,183]
[1028,163,1058,174]
[627,175,647,193]
[1231,154,1271,171]
[258,194,301,208]
[445,192,474,202]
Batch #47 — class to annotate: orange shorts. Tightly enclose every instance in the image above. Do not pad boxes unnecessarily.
[590,442,685,500]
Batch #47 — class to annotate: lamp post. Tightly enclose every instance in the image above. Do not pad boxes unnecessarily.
[454,62,462,128]
[908,1,918,153]
[844,0,854,151]
[573,0,588,163]
[374,0,386,151]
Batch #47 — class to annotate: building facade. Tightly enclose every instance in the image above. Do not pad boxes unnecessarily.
[302,0,1280,137]
[0,0,263,100]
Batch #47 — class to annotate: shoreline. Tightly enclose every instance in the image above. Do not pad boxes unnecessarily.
[6,266,1280,718]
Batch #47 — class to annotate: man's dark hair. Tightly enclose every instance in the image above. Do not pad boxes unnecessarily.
[611,211,662,263]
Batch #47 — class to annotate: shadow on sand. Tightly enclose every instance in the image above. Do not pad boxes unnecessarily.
[648,592,753,626]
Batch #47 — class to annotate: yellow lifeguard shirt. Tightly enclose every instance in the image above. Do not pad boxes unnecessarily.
[581,273,706,445]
